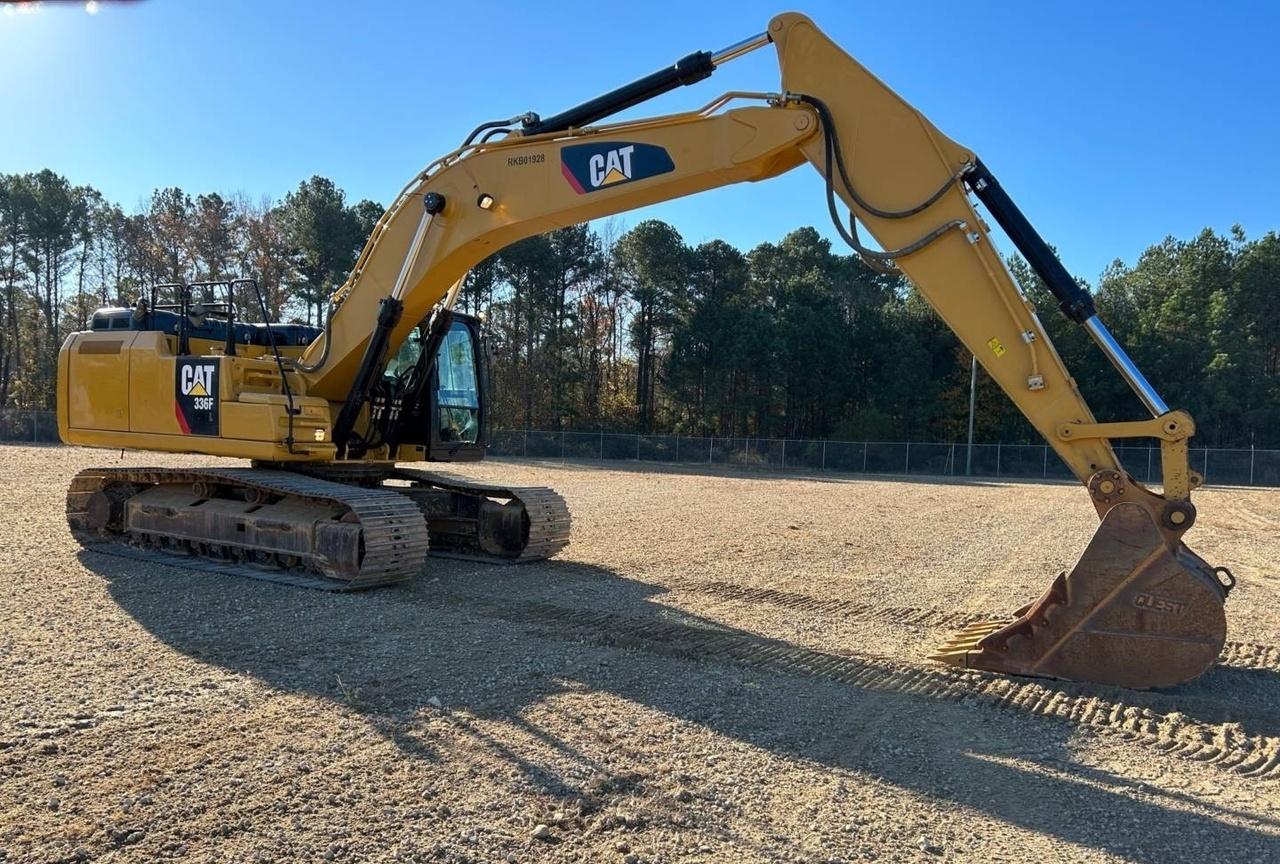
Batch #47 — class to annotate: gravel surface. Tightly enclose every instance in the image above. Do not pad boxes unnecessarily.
[1,445,1277,863]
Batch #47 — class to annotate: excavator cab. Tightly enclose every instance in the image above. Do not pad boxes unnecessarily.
[374,311,489,463]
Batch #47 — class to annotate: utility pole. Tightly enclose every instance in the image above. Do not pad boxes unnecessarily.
[966,354,977,475]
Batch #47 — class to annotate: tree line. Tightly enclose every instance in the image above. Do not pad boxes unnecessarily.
[2,168,1277,448]
[0,170,377,408]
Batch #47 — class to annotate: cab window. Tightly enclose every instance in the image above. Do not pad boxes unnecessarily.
[385,327,423,380]
[437,321,479,444]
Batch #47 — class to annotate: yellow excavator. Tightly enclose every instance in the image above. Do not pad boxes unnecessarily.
[58,12,1235,689]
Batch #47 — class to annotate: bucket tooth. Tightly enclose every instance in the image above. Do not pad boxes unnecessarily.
[953,621,1009,636]
[931,503,1227,689]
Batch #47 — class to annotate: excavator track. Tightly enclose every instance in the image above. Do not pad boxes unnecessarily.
[68,467,430,590]
[390,468,572,563]
[263,462,573,564]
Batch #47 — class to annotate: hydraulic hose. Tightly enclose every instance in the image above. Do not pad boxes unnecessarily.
[288,303,335,373]
[798,93,966,273]
[796,94,969,220]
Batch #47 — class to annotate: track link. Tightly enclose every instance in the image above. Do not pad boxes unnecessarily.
[391,468,571,563]
[68,467,430,590]
[260,462,572,564]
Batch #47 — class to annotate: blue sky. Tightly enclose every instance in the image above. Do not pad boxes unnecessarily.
[2,0,1275,282]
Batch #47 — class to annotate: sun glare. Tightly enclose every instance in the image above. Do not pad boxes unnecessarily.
[4,2,43,16]
[0,1,106,17]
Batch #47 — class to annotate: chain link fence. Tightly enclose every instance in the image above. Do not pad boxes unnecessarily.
[0,410,60,444]
[489,428,1280,488]
[6,411,1276,487]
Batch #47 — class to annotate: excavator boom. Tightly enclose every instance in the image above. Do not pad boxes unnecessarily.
[58,12,1233,688]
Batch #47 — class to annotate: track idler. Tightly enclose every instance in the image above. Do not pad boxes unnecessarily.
[932,502,1232,689]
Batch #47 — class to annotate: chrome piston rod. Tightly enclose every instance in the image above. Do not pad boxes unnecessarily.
[711,32,771,66]
[1083,315,1170,417]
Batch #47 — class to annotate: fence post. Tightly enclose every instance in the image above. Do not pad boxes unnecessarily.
[1250,445,1256,486]
[636,432,640,462]
[949,443,955,476]
[561,430,566,463]
[599,429,604,461]
[675,435,680,463]
[1042,445,1048,478]
[781,439,786,470]
[821,440,827,472]
[996,443,1002,477]
[32,411,38,443]
[904,442,910,474]
[1203,447,1208,485]
[1146,447,1152,483]
[523,429,528,458]
[862,442,868,473]
[709,437,714,465]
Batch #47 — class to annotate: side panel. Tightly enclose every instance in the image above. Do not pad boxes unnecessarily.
[58,327,336,460]
[66,332,136,432]
[60,427,336,461]
[128,332,183,435]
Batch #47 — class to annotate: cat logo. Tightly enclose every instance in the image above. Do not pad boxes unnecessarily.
[561,141,675,194]
[180,363,215,397]
[175,358,220,436]
[589,145,636,188]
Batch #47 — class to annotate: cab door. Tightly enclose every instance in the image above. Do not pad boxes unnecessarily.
[428,316,488,462]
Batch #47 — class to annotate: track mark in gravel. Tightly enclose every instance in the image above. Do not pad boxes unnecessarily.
[1218,642,1280,671]
[1214,502,1276,533]
[676,579,1280,674]
[452,596,1280,780]
[675,580,994,630]
[2,682,251,754]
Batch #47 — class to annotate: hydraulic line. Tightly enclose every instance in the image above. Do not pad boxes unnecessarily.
[802,95,1041,377]
[463,113,537,147]
[797,94,969,220]
[801,94,965,272]
[289,303,335,373]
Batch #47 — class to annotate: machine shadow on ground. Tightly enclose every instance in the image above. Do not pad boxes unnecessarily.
[85,551,1280,863]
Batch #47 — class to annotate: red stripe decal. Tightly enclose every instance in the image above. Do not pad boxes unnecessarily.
[561,160,586,194]
[174,401,191,434]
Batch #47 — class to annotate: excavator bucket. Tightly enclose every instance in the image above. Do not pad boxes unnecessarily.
[932,503,1229,689]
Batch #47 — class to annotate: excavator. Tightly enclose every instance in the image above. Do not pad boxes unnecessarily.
[58,12,1235,690]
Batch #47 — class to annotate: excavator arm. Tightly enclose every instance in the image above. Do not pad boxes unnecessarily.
[294,11,1230,688]
[304,14,1184,498]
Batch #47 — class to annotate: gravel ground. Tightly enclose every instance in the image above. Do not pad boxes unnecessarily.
[1,445,1277,864]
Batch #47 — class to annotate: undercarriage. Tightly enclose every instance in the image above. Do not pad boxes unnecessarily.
[67,465,571,590]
